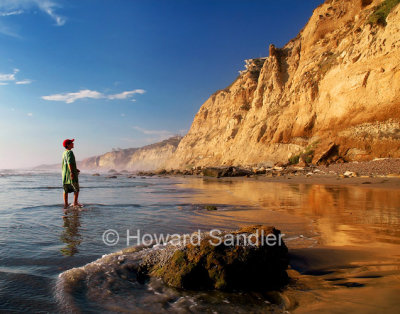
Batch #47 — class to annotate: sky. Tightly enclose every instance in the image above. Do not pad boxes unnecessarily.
[0,0,323,169]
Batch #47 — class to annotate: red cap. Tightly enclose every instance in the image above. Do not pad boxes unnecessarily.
[63,139,75,148]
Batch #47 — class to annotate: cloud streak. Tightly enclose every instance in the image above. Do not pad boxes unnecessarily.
[133,126,173,137]
[0,0,66,37]
[0,69,32,85]
[108,89,145,100]
[15,79,32,85]
[35,0,65,26]
[42,89,146,103]
[0,68,19,81]
[0,10,24,16]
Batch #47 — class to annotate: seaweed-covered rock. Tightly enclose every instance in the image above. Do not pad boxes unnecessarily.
[59,225,289,299]
[147,226,289,291]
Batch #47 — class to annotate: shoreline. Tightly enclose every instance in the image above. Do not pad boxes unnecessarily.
[128,158,400,190]
[206,173,400,190]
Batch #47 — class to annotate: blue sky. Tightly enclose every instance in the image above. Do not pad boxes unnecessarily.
[0,0,323,168]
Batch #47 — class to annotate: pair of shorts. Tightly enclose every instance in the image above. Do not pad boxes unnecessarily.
[63,182,80,193]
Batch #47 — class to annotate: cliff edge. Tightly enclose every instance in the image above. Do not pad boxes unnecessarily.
[167,0,400,169]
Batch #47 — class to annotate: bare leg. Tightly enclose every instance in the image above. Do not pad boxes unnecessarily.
[73,191,81,206]
[63,192,69,209]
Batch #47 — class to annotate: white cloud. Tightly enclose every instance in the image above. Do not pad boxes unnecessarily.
[35,0,65,26]
[0,69,32,85]
[27,112,33,116]
[42,88,146,103]
[42,89,103,103]
[0,68,19,81]
[15,79,32,85]
[108,89,145,100]
[0,0,66,37]
[0,10,24,16]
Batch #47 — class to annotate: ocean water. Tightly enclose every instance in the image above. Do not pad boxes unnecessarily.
[1,170,400,312]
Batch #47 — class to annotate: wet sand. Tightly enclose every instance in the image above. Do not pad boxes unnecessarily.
[175,177,400,312]
[288,246,400,313]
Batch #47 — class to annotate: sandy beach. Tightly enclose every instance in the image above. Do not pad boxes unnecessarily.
[168,173,400,312]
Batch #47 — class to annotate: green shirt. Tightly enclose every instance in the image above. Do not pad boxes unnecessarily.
[62,150,78,184]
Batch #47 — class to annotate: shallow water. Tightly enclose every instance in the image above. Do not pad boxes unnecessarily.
[0,171,399,312]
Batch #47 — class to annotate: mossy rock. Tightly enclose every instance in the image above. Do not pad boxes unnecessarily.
[150,226,289,291]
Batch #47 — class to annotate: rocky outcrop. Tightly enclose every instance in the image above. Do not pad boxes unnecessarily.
[167,0,400,169]
[144,226,288,291]
[79,136,182,171]
[202,166,253,178]
[60,226,289,293]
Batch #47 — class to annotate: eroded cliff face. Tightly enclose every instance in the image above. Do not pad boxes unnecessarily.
[79,136,182,171]
[167,0,400,169]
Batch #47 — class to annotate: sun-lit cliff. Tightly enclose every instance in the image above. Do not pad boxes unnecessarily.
[167,0,400,169]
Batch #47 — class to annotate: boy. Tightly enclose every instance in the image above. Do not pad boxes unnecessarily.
[62,139,82,209]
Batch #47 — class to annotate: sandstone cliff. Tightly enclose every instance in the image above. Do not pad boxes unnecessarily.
[167,0,400,169]
[79,136,182,171]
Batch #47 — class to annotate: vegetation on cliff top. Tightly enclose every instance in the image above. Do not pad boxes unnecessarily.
[368,0,400,26]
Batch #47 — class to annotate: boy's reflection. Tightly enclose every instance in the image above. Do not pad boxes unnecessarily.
[60,209,82,256]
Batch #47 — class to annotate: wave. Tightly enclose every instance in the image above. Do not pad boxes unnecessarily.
[0,169,59,176]
[0,270,56,311]
[55,245,150,312]
[55,238,285,313]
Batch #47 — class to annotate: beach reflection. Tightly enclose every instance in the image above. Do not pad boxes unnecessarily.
[177,178,400,248]
[60,209,82,256]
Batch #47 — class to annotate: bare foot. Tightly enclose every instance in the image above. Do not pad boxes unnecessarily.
[64,203,70,209]
[73,203,84,208]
